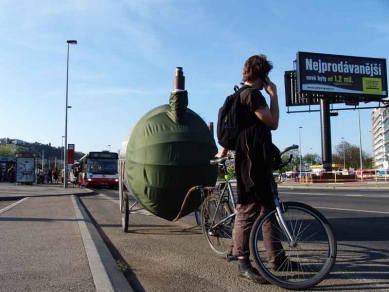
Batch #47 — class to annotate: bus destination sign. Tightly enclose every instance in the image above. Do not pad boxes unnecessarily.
[89,152,118,159]
[297,52,387,98]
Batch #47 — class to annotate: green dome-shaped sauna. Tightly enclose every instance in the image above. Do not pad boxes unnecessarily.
[125,88,218,221]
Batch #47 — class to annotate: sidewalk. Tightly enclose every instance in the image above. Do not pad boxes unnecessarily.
[0,182,90,199]
[0,183,132,292]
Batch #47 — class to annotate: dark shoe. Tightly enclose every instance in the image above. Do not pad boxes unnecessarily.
[238,266,269,284]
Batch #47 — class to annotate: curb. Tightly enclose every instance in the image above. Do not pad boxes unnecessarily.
[72,195,133,292]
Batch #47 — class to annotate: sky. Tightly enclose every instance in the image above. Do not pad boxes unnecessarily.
[1,0,388,158]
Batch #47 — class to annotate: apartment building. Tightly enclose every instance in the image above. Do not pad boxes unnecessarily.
[371,107,389,169]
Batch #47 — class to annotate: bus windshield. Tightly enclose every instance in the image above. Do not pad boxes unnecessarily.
[87,159,117,174]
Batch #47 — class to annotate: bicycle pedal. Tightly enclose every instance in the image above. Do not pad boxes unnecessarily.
[208,230,216,236]
[226,254,238,262]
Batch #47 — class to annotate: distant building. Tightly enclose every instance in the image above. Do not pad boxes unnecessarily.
[0,138,29,146]
[371,108,389,169]
[11,139,28,146]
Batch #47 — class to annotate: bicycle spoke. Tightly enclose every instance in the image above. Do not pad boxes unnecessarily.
[251,203,336,290]
[201,194,234,257]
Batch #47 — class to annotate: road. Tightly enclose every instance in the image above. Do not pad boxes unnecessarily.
[78,187,389,292]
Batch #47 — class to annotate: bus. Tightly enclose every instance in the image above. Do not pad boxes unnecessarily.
[78,151,119,188]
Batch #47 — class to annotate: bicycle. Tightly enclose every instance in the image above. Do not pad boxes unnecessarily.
[196,159,236,257]
[198,144,337,290]
[274,171,287,184]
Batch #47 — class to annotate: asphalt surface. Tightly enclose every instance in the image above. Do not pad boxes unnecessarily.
[79,181,389,292]
[1,180,388,292]
[0,183,132,292]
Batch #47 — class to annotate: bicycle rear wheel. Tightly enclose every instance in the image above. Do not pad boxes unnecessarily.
[201,194,234,258]
[250,202,337,290]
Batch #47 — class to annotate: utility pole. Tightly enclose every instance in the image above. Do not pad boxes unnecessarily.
[341,137,346,169]
[299,126,303,174]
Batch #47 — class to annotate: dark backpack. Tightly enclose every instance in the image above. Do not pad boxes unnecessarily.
[217,85,251,150]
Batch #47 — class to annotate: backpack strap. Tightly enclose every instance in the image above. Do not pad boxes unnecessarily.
[234,84,250,92]
[234,84,258,129]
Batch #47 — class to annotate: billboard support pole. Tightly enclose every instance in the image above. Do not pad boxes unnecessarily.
[320,98,332,171]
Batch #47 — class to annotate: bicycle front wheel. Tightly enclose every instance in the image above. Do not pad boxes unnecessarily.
[250,202,337,290]
[201,194,234,258]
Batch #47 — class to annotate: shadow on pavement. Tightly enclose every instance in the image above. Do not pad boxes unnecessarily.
[329,216,389,241]
[317,216,389,291]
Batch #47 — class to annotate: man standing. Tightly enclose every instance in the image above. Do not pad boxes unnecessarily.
[216,54,283,284]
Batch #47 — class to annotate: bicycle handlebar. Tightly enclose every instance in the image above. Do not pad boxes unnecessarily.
[210,157,230,165]
[279,144,299,156]
[210,144,299,166]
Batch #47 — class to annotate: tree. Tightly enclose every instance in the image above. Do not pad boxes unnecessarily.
[0,144,17,157]
[303,153,321,166]
[333,140,373,169]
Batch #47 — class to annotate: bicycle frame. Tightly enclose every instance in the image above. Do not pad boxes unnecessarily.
[270,178,296,245]
[206,144,300,246]
[206,162,237,231]
[204,145,336,289]
[269,145,301,245]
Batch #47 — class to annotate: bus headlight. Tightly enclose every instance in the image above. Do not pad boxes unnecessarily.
[87,178,93,182]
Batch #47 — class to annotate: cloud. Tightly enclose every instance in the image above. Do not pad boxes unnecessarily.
[75,88,146,95]
[364,22,389,34]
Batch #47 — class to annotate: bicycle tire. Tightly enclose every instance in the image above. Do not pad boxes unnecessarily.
[201,194,234,258]
[276,173,286,184]
[250,202,337,290]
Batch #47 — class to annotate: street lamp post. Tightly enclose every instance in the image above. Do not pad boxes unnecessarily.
[61,136,64,169]
[64,40,77,188]
[310,147,313,166]
[299,126,303,177]
[341,137,345,169]
[358,108,363,181]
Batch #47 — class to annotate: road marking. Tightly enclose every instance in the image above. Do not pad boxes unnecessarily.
[315,206,389,215]
[280,191,389,198]
[0,198,29,215]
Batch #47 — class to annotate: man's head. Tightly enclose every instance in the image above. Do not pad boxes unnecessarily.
[242,54,273,88]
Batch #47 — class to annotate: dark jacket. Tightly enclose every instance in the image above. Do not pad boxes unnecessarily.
[234,87,273,205]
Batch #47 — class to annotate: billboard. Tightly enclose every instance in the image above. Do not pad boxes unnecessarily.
[285,70,364,107]
[297,52,387,98]
[16,157,35,184]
